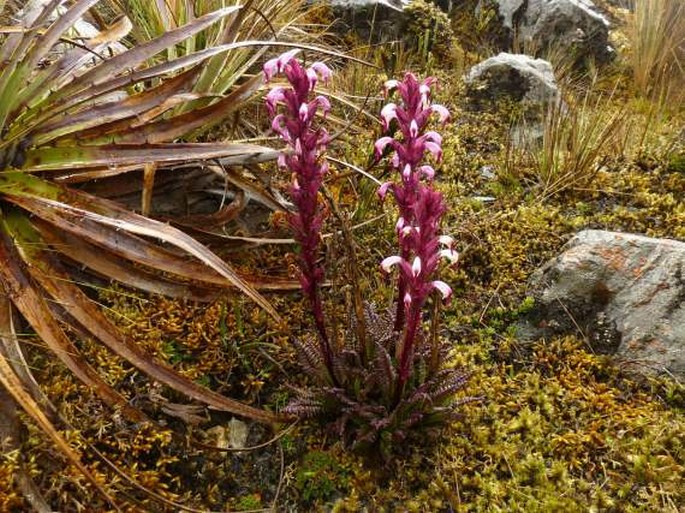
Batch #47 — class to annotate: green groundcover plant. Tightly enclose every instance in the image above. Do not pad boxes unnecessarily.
[264,51,477,457]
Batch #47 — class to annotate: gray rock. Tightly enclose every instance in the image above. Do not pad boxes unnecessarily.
[490,0,613,64]
[464,52,559,113]
[522,230,685,379]
[326,0,410,43]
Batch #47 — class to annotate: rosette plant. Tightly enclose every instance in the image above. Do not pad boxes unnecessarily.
[0,0,308,506]
[265,57,474,457]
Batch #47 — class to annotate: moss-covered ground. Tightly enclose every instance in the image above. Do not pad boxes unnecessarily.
[1,1,683,511]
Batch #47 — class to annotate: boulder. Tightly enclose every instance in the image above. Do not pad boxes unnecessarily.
[327,0,410,43]
[489,0,613,64]
[522,230,685,379]
[464,52,559,114]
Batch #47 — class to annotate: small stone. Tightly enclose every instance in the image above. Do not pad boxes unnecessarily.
[480,165,496,180]
[228,417,250,450]
[472,195,497,203]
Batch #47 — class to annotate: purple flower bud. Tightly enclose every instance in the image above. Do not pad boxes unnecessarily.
[403,292,412,309]
[384,79,399,94]
[313,96,332,117]
[439,248,459,265]
[411,256,422,277]
[395,216,405,233]
[438,235,455,247]
[299,103,309,122]
[409,120,420,138]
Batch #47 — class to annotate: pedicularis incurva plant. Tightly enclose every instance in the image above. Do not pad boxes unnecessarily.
[265,53,474,456]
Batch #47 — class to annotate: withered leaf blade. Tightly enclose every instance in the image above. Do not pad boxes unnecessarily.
[0,217,148,424]
[22,143,279,171]
[14,226,280,423]
[32,68,200,146]
[1,172,281,320]
[37,222,222,301]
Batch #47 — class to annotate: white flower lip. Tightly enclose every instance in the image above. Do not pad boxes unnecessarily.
[432,280,452,300]
[381,255,403,273]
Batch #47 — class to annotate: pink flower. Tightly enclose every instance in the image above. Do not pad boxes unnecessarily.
[374,136,395,158]
[431,281,452,301]
[263,49,300,81]
[378,181,394,200]
[431,104,450,124]
[381,103,398,129]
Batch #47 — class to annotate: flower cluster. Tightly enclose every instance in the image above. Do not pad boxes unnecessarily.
[375,73,457,385]
[263,50,334,375]
[265,54,472,456]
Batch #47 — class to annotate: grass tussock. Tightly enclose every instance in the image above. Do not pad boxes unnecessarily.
[506,90,628,200]
[628,0,685,101]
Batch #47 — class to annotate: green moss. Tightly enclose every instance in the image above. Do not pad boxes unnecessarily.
[296,450,351,504]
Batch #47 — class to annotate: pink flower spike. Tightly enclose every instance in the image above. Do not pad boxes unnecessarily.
[374,136,395,158]
[310,62,332,84]
[432,281,453,301]
[381,255,403,273]
[431,104,450,124]
[377,181,393,200]
[419,165,435,180]
[401,225,415,238]
[380,103,398,129]
[411,256,422,277]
